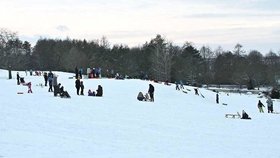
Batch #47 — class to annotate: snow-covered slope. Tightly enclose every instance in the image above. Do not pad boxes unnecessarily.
[1,70,280,158]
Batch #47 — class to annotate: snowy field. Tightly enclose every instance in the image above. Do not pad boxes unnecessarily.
[1,69,280,158]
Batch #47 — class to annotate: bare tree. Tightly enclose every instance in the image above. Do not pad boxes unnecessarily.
[200,45,214,84]
[150,35,175,81]
[233,43,245,56]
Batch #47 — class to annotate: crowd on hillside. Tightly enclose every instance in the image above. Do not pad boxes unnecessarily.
[14,68,278,120]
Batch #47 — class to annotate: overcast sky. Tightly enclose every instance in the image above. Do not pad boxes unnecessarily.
[1,0,280,53]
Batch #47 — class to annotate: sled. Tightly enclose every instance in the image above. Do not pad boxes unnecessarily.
[272,112,280,114]
[225,112,241,119]
[182,90,188,94]
[222,103,228,106]
[17,92,24,94]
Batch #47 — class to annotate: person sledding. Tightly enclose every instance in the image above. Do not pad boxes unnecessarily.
[96,85,103,97]
[88,89,96,96]
[137,92,145,101]
[241,110,251,120]
[137,92,151,101]
[59,86,71,98]
[22,82,33,93]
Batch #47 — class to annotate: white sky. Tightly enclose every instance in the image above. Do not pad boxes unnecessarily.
[1,0,280,53]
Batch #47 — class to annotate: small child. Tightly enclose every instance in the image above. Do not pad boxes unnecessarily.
[88,89,95,96]
[27,82,32,93]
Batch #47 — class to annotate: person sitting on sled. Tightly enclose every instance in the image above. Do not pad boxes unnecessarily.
[241,110,251,120]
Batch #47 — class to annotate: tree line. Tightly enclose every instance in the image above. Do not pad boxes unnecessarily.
[1,28,280,88]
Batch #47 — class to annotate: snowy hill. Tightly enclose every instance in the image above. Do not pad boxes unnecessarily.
[1,69,280,158]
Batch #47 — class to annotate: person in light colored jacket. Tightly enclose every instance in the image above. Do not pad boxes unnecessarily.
[266,96,273,113]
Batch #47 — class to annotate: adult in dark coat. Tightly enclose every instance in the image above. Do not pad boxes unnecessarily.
[17,72,20,85]
[216,93,219,104]
[43,72,48,86]
[148,84,154,102]
[96,85,103,97]
[75,66,79,79]
[75,78,81,95]
[80,81,84,95]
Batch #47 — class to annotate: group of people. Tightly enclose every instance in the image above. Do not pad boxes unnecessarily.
[54,83,71,98]
[75,77,103,97]
[43,71,58,93]
[75,77,84,95]
[257,96,274,113]
[88,85,103,97]
[238,96,274,120]
[137,84,154,102]
[175,81,184,90]
[87,67,102,79]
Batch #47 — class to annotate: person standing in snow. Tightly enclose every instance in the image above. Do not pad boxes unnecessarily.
[75,66,79,79]
[179,80,184,89]
[43,72,48,86]
[79,68,83,79]
[194,88,199,95]
[53,74,58,87]
[266,96,273,113]
[27,82,32,93]
[80,81,84,95]
[16,72,20,85]
[48,75,53,92]
[257,100,265,113]
[48,71,54,92]
[75,77,81,95]
[175,81,180,90]
[216,93,219,104]
[148,84,154,102]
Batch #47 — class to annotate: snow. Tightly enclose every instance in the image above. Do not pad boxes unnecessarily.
[1,69,280,158]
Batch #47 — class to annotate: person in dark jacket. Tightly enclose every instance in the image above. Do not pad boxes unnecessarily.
[75,66,79,79]
[60,87,71,98]
[17,72,20,85]
[137,92,145,101]
[216,93,219,104]
[43,72,48,86]
[194,88,199,95]
[257,100,265,113]
[75,78,81,95]
[148,84,154,102]
[241,110,251,120]
[80,81,84,95]
[54,83,61,96]
[175,81,180,90]
[96,85,103,97]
